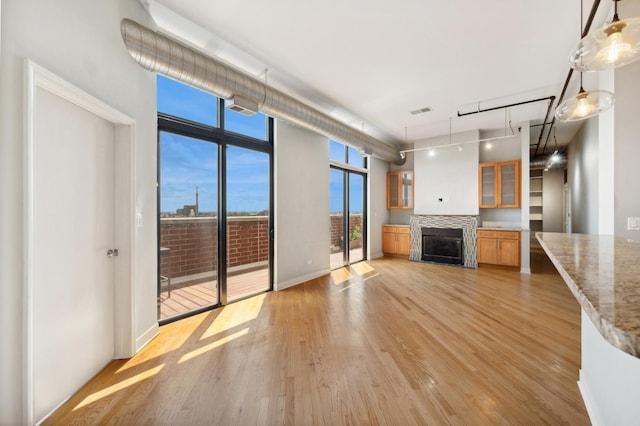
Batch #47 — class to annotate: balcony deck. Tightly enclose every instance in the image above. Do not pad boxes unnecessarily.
[159,267,269,320]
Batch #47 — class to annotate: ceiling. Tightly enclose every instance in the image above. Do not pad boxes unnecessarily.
[143,0,614,156]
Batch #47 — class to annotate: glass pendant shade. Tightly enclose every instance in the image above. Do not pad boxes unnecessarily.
[570,17,640,71]
[555,88,615,121]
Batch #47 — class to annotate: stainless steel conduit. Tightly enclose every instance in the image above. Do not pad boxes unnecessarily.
[120,19,404,164]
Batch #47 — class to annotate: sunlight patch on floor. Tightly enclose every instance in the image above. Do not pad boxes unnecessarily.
[201,293,266,340]
[331,262,377,285]
[179,328,250,364]
[74,364,165,410]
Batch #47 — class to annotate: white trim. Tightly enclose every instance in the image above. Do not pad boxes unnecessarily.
[23,60,137,424]
[135,323,160,353]
[578,370,604,426]
[276,269,331,291]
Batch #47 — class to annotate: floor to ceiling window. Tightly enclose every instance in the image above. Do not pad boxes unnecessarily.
[157,75,273,323]
[329,140,367,269]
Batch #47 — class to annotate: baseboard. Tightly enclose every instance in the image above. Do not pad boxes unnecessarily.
[369,251,384,260]
[276,268,331,291]
[578,370,603,426]
[520,267,531,274]
[135,322,159,354]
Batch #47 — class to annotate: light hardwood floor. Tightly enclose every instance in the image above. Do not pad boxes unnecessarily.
[45,254,589,425]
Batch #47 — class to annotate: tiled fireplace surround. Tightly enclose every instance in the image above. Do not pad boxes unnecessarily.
[409,215,480,268]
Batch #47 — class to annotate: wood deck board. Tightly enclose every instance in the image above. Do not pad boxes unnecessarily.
[45,254,589,425]
[159,267,269,319]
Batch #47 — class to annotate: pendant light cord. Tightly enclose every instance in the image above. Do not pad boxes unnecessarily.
[579,0,585,91]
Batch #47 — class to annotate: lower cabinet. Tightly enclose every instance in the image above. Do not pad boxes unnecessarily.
[477,230,520,267]
[382,225,410,257]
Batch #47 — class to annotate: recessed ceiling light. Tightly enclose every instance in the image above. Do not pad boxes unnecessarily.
[410,106,432,115]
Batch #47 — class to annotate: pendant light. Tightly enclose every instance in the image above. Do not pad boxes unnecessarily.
[554,79,614,121]
[570,0,640,71]
[556,0,615,122]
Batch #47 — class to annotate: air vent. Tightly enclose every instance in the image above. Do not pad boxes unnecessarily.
[410,106,432,115]
[226,94,258,116]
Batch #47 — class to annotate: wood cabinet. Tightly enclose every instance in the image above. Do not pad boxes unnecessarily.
[387,171,414,209]
[478,160,521,208]
[477,230,520,267]
[382,225,410,256]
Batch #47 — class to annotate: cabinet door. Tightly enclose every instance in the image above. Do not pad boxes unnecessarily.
[400,172,414,208]
[498,238,520,267]
[479,163,497,208]
[396,232,411,256]
[387,171,414,209]
[383,232,397,254]
[477,238,498,264]
[387,174,400,208]
[498,161,520,208]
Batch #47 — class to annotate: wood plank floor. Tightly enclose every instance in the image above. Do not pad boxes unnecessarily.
[45,254,589,425]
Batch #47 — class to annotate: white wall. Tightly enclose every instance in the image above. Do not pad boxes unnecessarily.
[542,168,564,232]
[368,156,390,258]
[414,130,480,215]
[0,2,157,423]
[478,131,521,162]
[275,122,331,289]
[567,119,600,234]
[614,59,640,240]
[579,309,640,424]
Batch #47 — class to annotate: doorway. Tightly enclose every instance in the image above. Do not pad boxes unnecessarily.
[24,61,135,424]
[329,166,367,269]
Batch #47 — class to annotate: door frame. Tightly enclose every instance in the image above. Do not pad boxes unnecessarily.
[329,162,368,268]
[23,60,136,424]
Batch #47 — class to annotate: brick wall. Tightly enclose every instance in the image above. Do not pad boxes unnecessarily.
[160,216,269,280]
[330,213,363,251]
[160,214,362,280]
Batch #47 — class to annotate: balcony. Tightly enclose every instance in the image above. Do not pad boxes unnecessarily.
[158,213,363,320]
[158,216,269,320]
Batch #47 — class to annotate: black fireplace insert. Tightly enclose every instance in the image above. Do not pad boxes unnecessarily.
[421,227,464,265]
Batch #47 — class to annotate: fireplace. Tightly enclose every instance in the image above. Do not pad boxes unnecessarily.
[421,227,464,265]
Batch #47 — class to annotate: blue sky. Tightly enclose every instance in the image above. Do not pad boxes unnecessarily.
[158,74,363,214]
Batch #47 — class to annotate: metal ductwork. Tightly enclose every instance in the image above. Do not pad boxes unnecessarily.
[530,153,567,170]
[120,19,404,164]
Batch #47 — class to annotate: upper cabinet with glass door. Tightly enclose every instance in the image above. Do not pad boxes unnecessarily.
[387,171,414,209]
[478,160,521,208]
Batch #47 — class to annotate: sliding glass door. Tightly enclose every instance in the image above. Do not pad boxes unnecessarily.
[349,173,364,263]
[158,132,219,320]
[157,74,273,323]
[226,146,271,302]
[329,163,367,269]
[330,168,347,269]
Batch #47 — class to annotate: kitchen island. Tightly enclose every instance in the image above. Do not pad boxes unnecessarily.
[536,232,640,425]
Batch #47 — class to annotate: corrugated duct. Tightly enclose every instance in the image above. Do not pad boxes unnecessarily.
[120,18,404,164]
[530,153,567,169]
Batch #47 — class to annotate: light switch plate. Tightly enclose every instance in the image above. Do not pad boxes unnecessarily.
[627,217,640,231]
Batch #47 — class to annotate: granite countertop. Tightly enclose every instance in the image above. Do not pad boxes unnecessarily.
[384,224,410,227]
[536,232,640,358]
